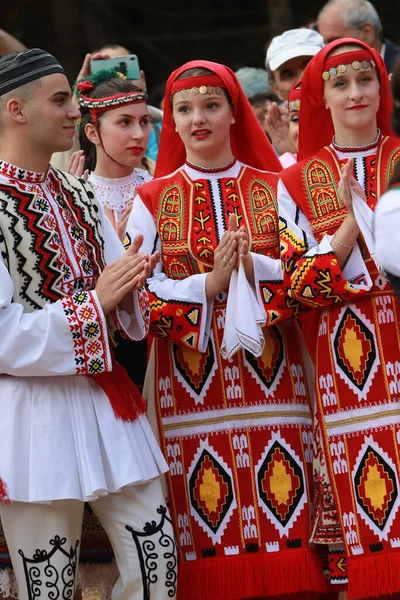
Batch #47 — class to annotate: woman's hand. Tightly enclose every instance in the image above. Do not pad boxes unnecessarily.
[66,150,89,180]
[338,157,367,212]
[265,102,291,155]
[333,159,364,267]
[95,234,159,314]
[238,226,255,286]
[338,158,367,216]
[206,222,238,300]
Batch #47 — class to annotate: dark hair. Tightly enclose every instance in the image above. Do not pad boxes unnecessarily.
[90,43,132,55]
[79,77,141,172]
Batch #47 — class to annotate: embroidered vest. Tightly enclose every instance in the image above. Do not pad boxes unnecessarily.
[281,136,400,242]
[137,165,280,280]
[0,168,106,313]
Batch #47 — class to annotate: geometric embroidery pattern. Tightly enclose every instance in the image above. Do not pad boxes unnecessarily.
[0,167,106,311]
[172,336,217,405]
[61,290,111,375]
[331,305,379,401]
[353,436,400,541]
[244,326,286,398]
[187,439,237,544]
[255,432,306,537]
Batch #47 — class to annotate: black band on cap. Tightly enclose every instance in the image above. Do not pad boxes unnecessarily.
[0,48,65,96]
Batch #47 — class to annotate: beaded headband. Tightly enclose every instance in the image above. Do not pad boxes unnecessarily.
[322,50,376,81]
[288,82,302,111]
[75,73,148,118]
[170,74,226,99]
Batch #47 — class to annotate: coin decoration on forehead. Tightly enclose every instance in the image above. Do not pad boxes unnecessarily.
[322,58,376,80]
[180,89,189,99]
[191,87,199,96]
[289,99,301,111]
[199,85,208,95]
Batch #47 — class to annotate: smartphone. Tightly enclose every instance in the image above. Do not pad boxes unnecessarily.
[90,54,141,80]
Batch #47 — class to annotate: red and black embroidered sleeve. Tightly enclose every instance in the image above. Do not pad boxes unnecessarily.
[147,287,206,351]
[60,290,112,375]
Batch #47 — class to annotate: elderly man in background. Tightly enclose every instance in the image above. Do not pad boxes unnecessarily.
[317,0,400,73]
[265,28,324,156]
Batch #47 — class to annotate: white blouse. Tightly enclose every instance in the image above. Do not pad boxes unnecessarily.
[0,166,167,503]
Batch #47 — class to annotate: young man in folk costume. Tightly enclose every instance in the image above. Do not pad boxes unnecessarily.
[0,49,177,600]
[278,39,400,598]
[127,60,326,599]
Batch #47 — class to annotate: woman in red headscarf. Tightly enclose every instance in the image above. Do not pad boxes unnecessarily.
[278,39,400,599]
[127,60,326,599]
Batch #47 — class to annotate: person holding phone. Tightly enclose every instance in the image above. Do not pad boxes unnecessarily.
[278,39,400,598]
[81,46,162,162]
[75,70,152,240]
[126,59,326,600]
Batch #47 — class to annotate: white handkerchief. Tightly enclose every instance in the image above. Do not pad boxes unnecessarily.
[220,268,240,360]
[221,262,266,359]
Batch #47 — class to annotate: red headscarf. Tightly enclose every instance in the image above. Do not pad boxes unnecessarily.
[154,59,282,178]
[298,38,393,161]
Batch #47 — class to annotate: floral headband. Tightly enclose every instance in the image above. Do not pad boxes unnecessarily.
[75,69,148,117]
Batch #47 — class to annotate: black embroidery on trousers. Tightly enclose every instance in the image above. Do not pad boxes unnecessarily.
[126,505,177,599]
[18,535,79,600]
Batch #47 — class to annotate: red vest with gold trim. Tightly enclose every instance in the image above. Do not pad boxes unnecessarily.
[282,136,400,242]
[138,165,280,278]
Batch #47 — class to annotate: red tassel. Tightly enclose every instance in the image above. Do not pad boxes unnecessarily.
[348,553,400,599]
[0,477,10,504]
[177,549,327,600]
[90,357,146,422]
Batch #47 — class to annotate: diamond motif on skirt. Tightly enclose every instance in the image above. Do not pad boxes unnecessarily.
[172,335,217,405]
[353,436,400,540]
[331,305,379,401]
[255,432,306,537]
[244,326,286,398]
[187,439,237,544]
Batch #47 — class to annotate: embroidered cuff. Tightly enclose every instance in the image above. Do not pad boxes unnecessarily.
[60,290,112,375]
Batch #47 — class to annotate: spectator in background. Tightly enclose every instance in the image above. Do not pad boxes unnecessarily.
[52,44,162,171]
[235,66,278,132]
[279,81,301,168]
[317,0,400,73]
[0,28,25,56]
[265,28,324,155]
[375,57,400,297]
[266,28,324,102]
[77,44,162,163]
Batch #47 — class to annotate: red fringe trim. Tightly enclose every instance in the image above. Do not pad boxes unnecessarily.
[348,552,400,599]
[0,478,10,504]
[90,358,146,422]
[177,549,327,600]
